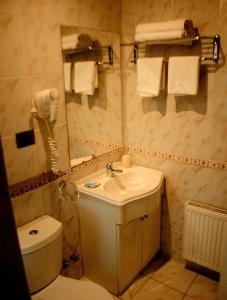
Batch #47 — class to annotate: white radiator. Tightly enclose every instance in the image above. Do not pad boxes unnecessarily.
[183,201,227,272]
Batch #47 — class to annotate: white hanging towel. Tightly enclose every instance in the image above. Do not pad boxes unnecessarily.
[168,56,200,95]
[73,61,98,95]
[63,62,72,92]
[94,64,98,89]
[137,57,164,97]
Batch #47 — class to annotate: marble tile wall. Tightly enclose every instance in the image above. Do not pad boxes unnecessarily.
[0,0,121,279]
[0,0,121,185]
[122,0,227,259]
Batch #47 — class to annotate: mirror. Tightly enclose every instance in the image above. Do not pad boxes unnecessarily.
[60,26,122,168]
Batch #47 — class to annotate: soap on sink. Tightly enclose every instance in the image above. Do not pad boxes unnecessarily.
[84,181,100,188]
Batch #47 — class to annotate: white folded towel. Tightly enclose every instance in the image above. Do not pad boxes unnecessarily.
[94,64,98,89]
[136,19,193,34]
[137,57,164,97]
[168,56,200,95]
[73,61,98,95]
[62,41,77,50]
[63,62,72,92]
[135,30,184,42]
[62,34,79,50]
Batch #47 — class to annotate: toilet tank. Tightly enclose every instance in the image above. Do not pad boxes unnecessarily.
[17,215,63,294]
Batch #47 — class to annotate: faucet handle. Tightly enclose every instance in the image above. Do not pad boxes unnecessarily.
[110,160,121,167]
[106,160,122,176]
[106,162,113,170]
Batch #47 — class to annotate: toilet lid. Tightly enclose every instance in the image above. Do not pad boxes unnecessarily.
[32,275,113,300]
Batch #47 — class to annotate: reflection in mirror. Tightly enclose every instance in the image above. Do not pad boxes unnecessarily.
[60,26,122,168]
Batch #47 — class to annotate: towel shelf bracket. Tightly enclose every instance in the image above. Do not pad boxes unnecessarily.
[121,33,221,65]
[63,45,113,65]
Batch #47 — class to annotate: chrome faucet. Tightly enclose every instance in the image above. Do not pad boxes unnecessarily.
[106,161,123,177]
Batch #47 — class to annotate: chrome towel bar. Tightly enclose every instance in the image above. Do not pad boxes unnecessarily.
[121,33,221,64]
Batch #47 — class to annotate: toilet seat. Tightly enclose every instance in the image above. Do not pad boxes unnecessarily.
[31,275,113,300]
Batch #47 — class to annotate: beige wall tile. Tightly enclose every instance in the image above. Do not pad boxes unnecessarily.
[196,19,219,36]
[122,12,135,43]
[2,135,37,184]
[24,20,62,76]
[219,0,227,18]
[0,0,28,15]
[122,0,135,14]
[219,18,227,55]
[63,0,121,31]
[62,215,80,251]
[170,230,183,260]
[213,66,227,100]
[21,0,78,22]
[130,112,227,162]
[11,188,44,227]
[0,15,26,77]
[0,78,31,136]
[123,0,172,20]
[172,0,219,21]
[40,182,61,220]
[168,199,184,233]
[134,1,173,24]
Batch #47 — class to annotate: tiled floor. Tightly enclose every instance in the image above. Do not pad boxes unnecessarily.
[113,258,218,300]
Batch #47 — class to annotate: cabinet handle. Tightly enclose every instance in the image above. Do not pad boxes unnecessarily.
[144,215,148,218]
[140,217,144,221]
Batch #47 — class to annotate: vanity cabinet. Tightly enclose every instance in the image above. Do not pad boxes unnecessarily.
[78,187,162,295]
[116,218,142,293]
[142,209,160,267]
[117,209,160,292]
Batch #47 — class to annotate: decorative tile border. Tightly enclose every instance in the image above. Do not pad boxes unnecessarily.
[70,147,124,171]
[10,147,124,198]
[126,145,227,171]
[69,137,122,150]
[9,170,67,198]
[11,144,226,198]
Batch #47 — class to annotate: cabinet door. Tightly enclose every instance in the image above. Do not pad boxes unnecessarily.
[117,218,143,293]
[142,207,161,267]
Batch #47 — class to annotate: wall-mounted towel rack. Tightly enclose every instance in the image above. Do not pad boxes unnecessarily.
[121,33,221,65]
[63,45,113,65]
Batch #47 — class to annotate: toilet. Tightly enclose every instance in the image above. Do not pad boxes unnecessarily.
[17,215,112,300]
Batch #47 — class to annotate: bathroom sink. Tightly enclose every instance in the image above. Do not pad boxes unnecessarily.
[76,164,164,205]
[77,164,164,294]
[103,169,158,195]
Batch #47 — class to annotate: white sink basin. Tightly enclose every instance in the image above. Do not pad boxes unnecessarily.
[76,164,164,205]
